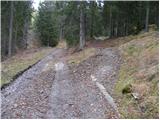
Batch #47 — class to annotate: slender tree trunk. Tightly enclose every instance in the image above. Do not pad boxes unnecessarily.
[47,37,49,47]
[8,1,14,57]
[115,14,118,37]
[59,25,63,41]
[13,25,18,54]
[79,2,85,50]
[109,5,112,38]
[22,17,29,49]
[84,11,86,43]
[2,20,8,57]
[139,2,143,29]
[112,22,114,36]
[115,20,118,37]
[90,1,94,38]
[126,19,128,36]
[90,14,94,37]
[59,16,65,41]
[155,5,159,28]
[2,29,7,58]
[123,22,126,36]
[145,2,150,32]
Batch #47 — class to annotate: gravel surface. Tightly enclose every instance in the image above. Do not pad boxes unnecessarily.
[1,48,64,118]
[1,47,121,119]
[69,48,121,118]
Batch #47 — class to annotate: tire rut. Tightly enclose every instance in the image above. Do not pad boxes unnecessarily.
[1,48,64,118]
[1,47,121,119]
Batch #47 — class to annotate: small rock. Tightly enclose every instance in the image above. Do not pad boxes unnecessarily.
[40,90,43,94]
[90,103,93,106]
[132,93,139,100]
[14,104,18,108]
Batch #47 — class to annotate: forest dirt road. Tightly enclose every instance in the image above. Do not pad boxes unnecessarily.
[1,47,121,119]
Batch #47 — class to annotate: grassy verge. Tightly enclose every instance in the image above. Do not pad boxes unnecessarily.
[114,31,159,118]
[67,47,96,65]
[1,47,53,87]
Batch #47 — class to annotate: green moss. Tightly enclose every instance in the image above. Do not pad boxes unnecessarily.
[115,66,135,95]
[122,84,132,94]
[125,44,143,57]
[127,45,137,55]
[145,41,159,50]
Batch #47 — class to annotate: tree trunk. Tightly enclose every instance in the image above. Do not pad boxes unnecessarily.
[8,1,14,57]
[13,25,18,54]
[125,19,128,36]
[155,4,159,28]
[22,17,29,49]
[90,1,94,38]
[79,2,85,50]
[47,37,49,47]
[109,5,112,38]
[115,20,118,37]
[59,25,63,41]
[84,11,86,41]
[123,22,126,36]
[145,2,150,32]
[59,16,65,41]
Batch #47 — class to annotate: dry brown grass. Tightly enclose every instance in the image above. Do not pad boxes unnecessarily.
[56,40,67,49]
[1,47,53,87]
[67,47,96,65]
[114,30,159,118]
[132,83,150,98]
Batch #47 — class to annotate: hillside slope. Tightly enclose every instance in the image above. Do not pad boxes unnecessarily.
[114,31,159,118]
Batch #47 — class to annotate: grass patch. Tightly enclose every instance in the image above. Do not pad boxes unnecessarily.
[114,31,159,119]
[1,48,53,87]
[67,47,96,65]
[56,41,67,49]
[115,66,135,95]
[118,95,141,119]
[126,45,138,55]
[145,40,159,53]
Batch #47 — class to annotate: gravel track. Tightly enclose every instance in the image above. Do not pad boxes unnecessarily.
[1,48,63,118]
[1,47,121,119]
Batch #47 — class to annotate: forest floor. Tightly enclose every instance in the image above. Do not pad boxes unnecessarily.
[1,30,159,119]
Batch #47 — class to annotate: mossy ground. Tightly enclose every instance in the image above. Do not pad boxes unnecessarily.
[114,30,159,118]
[1,47,53,87]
